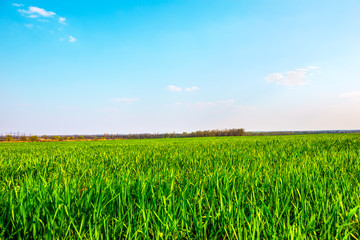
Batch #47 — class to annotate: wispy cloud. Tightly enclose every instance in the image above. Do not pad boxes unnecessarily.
[308,66,319,69]
[265,71,307,86]
[15,5,74,42]
[37,19,49,22]
[18,6,56,18]
[168,85,182,92]
[14,4,78,47]
[339,91,360,99]
[69,36,77,42]
[185,86,199,91]
[58,17,66,25]
[168,85,199,92]
[113,98,140,103]
[265,66,319,87]
[12,3,23,7]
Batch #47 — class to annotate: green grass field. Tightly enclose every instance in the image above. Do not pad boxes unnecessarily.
[1,134,360,239]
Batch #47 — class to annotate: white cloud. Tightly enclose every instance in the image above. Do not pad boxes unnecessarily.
[18,6,56,18]
[283,71,307,86]
[185,86,199,91]
[339,91,360,99]
[12,3,24,7]
[16,6,77,46]
[113,98,140,103]
[265,66,319,87]
[168,85,200,92]
[69,36,77,42]
[308,66,319,69]
[168,85,182,92]
[296,66,319,71]
[265,73,284,83]
[58,17,66,25]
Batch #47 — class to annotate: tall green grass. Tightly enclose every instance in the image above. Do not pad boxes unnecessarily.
[0,134,359,239]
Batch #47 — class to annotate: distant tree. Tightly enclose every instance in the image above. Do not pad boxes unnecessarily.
[30,135,38,142]
[78,136,84,140]
[20,136,29,141]
[52,136,60,141]
[4,135,14,142]
[42,135,49,140]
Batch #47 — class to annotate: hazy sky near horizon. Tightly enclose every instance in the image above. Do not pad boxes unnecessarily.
[1,0,360,135]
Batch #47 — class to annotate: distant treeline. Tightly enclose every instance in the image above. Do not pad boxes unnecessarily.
[0,128,245,142]
[246,130,360,136]
[1,129,359,142]
[104,128,245,139]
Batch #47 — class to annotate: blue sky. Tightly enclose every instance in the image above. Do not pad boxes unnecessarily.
[1,0,360,135]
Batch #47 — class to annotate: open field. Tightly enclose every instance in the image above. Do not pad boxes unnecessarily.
[1,134,360,239]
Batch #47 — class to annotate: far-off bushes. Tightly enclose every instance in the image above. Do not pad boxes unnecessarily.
[4,135,14,142]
